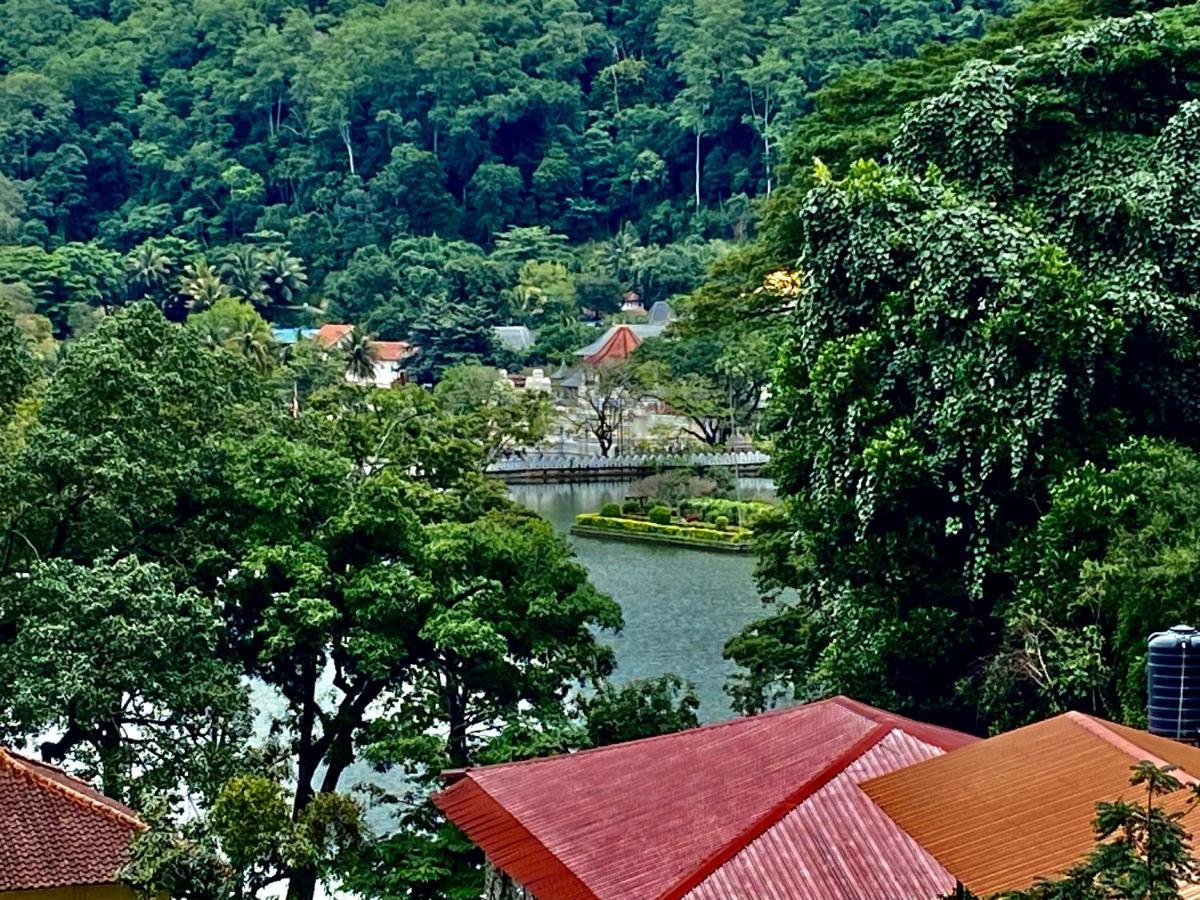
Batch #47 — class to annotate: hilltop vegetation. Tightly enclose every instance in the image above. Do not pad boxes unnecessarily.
[0,0,1024,345]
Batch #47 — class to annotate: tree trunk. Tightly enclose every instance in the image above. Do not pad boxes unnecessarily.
[286,870,318,900]
[693,129,702,209]
[339,123,356,174]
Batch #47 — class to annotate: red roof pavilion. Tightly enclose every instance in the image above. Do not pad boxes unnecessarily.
[434,696,976,900]
[0,747,144,892]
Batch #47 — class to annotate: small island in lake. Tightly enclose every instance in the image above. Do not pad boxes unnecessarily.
[570,473,774,553]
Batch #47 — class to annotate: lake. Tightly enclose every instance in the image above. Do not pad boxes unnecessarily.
[508,477,773,722]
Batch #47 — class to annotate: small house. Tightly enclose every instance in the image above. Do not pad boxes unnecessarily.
[0,747,144,899]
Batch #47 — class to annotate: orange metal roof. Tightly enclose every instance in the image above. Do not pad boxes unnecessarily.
[435,697,975,900]
[863,711,1200,897]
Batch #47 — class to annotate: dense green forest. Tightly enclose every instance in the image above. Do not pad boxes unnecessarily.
[13,0,1200,895]
[713,0,1200,734]
[0,0,1020,348]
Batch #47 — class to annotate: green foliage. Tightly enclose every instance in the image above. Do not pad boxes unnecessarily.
[724,2,1200,726]
[578,675,701,746]
[715,515,730,529]
[0,0,1029,353]
[648,504,672,525]
[622,498,642,515]
[600,502,622,517]
[576,512,752,544]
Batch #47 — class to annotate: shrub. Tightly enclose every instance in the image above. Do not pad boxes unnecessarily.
[600,502,621,517]
[574,513,751,544]
[648,505,672,525]
[622,499,641,515]
[715,515,730,529]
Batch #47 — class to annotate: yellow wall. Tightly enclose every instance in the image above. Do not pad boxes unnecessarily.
[1,886,137,900]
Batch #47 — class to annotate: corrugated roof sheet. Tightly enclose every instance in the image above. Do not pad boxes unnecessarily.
[435,696,974,900]
[863,711,1200,897]
[0,748,143,890]
[683,729,957,900]
[494,325,538,350]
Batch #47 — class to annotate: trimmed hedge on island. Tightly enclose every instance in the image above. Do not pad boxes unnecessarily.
[573,513,753,550]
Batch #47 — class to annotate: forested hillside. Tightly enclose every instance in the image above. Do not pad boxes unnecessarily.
[0,0,1020,342]
[711,0,1200,734]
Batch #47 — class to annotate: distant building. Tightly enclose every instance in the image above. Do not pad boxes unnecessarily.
[435,696,975,900]
[494,325,537,353]
[313,322,354,347]
[272,326,318,345]
[620,291,645,315]
[0,747,144,899]
[575,322,667,366]
[647,300,676,325]
[314,323,413,388]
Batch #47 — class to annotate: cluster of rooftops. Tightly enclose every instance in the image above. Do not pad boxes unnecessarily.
[8,694,1200,898]
[435,696,1200,900]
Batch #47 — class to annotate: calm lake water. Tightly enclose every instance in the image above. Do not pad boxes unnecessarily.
[508,478,774,722]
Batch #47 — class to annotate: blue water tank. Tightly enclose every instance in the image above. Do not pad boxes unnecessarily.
[1148,625,1200,739]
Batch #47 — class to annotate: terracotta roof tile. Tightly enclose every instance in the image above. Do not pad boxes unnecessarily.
[863,712,1200,897]
[435,696,975,900]
[0,748,143,891]
[373,340,412,362]
[314,323,353,346]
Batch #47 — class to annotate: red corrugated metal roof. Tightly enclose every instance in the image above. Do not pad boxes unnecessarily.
[863,711,1200,897]
[0,747,143,890]
[683,729,957,900]
[434,696,975,900]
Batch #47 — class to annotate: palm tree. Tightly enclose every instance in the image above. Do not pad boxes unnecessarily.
[234,329,274,373]
[261,248,308,309]
[179,258,230,312]
[126,243,174,301]
[219,246,268,309]
[345,326,378,382]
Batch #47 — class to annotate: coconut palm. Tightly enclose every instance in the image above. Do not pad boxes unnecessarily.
[234,329,274,372]
[261,248,308,308]
[219,245,268,309]
[345,326,378,382]
[179,258,230,312]
[126,242,174,300]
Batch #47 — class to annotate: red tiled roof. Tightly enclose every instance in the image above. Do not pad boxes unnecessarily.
[0,748,143,890]
[581,324,642,366]
[863,711,1200,897]
[434,696,976,900]
[314,323,354,346]
[374,340,412,362]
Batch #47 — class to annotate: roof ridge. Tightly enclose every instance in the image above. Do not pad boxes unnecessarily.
[655,722,894,900]
[452,697,857,780]
[829,696,976,750]
[0,748,145,831]
[1064,711,1200,786]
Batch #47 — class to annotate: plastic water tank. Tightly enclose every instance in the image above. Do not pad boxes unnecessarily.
[1147,625,1200,739]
